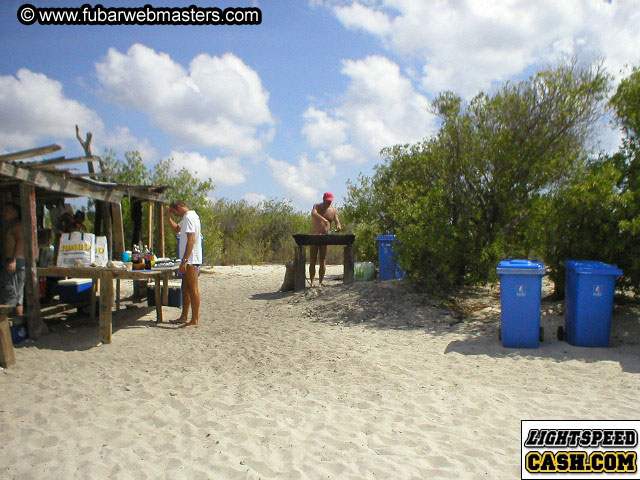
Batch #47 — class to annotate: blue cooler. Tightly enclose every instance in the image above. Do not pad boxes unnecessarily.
[375,235,406,280]
[561,260,622,347]
[496,260,546,348]
[56,279,92,303]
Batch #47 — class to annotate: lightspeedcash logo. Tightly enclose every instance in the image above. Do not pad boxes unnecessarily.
[522,421,640,479]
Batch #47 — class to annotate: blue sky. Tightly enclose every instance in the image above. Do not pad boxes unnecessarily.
[1,1,639,211]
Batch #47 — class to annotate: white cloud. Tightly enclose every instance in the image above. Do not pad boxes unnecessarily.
[301,55,435,164]
[242,193,267,205]
[0,69,103,151]
[268,154,336,204]
[302,107,348,148]
[169,150,247,186]
[101,126,157,163]
[326,0,640,97]
[96,44,274,157]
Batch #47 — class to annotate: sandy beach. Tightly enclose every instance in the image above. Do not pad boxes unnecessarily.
[1,265,639,479]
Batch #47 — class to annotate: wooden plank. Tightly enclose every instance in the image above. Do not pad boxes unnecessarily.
[162,272,169,305]
[154,202,165,257]
[16,155,100,169]
[294,246,306,291]
[154,280,162,322]
[343,245,355,284]
[19,183,47,339]
[38,266,102,278]
[90,278,97,324]
[0,161,123,203]
[99,270,113,344]
[0,144,61,162]
[116,279,120,312]
[0,308,16,368]
[111,203,125,262]
[147,202,153,251]
[64,173,116,178]
[102,202,113,261]
[110,187,168,203]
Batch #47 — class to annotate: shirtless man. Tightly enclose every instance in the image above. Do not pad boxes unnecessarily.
[310,192,342,286]
[0,202,25,314]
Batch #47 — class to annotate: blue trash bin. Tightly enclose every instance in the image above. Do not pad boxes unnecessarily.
[496,260,546,348]
[561,260,622,347]
[376,235,406,280]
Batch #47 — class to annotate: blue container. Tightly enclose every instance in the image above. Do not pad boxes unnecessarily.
[376,235,406,280]
[11,322,28,344]
[496,260,546,348]
[563,260,622,347]
[56,279,93,303]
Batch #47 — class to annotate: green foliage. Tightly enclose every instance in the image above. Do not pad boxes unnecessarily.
[345,60,612,293]
[98,149,319,265]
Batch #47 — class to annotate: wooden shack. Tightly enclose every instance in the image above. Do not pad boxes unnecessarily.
[0,143,170,341]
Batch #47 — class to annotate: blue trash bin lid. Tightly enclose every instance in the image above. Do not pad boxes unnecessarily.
[376,235,396,242]
[565,260,623,276]
[496,259,546,275]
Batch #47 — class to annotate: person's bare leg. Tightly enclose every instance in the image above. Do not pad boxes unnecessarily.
[319,245,327,285]
[171,278,189,323]
[183,266,200,327]
[309,245,318,286]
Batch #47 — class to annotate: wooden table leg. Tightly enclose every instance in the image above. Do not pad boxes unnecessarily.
[99,271,113,344]
[162,272,169,305]
[154,278,162,323]
[116,279,121,312]
[90,278,97,324]
[0,309,16,368]
[343,245,355,284]
[294,246,306,291]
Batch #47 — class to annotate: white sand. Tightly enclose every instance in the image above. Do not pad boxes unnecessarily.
[1,265,638,479]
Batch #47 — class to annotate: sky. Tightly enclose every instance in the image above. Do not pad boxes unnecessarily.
[1,0,639,211]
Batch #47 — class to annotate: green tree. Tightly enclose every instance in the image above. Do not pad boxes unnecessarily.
[346,60,611,293]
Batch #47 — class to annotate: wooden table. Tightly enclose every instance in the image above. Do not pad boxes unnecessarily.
[292,234,356,290]
[38,266,179,344]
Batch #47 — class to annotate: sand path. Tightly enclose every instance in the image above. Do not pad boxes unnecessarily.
[1,265,639,479]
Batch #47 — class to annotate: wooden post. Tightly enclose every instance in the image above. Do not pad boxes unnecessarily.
[99,270,113,344]
[111,203,125,261]
[0,307,16,368]
[19,183,47,339]
[116,279,121,312]
[102,202,113,261]
[90,278,97,324]
[154,202,165,257]
[147,202,153,251]
[154,279,162,322]
[343,245,355,284]
[162,271,169,305]
[294,246,306,291]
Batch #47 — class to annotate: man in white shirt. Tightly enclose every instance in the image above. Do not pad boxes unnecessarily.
[164,200,202,327]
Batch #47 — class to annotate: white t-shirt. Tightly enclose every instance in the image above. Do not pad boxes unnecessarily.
[178,210,202,265]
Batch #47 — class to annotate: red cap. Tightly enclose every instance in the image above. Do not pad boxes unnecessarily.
[323,192,334,201]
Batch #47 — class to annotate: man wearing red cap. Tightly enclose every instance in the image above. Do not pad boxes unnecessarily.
[310,192,342,286]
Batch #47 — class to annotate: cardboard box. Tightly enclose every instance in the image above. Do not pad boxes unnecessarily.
[56,279,93,303]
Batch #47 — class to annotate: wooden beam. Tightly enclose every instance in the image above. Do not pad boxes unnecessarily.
[102,202,113,261]
[116,188,169,203]
[0,144,61,162]
[99,270,113,344]
[147,202,153,251]
[0,161,123,203]
[19,183,47,339]
[17,155,101,169]
[0,307,16,368]
[111,203,125,261]
[64,173,116,178]
[154,202,165,257]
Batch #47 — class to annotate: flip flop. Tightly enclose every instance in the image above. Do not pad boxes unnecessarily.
[169,319,188,325]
